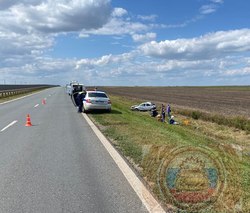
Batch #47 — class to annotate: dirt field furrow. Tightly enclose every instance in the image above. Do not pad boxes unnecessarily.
[101,86,250,118]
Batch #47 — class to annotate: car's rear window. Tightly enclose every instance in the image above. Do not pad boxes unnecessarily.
[88,92,108,98]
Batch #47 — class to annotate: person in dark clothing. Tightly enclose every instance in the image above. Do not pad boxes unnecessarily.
[77,92,85,113]
[73,90,79,106]
[169,115,179,125]
[150,107,158,117]
[167,104,171,118]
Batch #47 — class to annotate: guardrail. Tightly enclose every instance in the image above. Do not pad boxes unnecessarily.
[0,85,58,99]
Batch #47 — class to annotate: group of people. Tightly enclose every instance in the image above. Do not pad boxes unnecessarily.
[151,104,178,125]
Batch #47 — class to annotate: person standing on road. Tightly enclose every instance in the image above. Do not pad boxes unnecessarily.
[77,91,85,113]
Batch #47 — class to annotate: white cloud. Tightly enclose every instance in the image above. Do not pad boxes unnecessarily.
[210,0,224,4]
[132,32,156,42]
[75,28,250,85]
[79,5,155,36]
[199,0,223,15]
[224,67,250,76]
[139,29,250,60]
[158,0,224,30]
[75,52,135,69]
[0,0,42,10]
[0,0,112,33]
[0,0,248,86]
[80,16,150,36]
[3,49,248,86]
[199,4,217,14]
[0,0,115,84]
[0,56,78,84]
[74,52,250,86]
[153,60,216,72]
[0,31,54,62]
[0,0,118,85]
[137,14,158,22]
[112,8,128,17]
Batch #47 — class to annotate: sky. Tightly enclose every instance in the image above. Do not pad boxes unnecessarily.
[0,0,250,86]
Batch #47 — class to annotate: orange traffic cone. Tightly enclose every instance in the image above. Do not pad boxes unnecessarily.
[25,114,32,127]
[42,99,46,105]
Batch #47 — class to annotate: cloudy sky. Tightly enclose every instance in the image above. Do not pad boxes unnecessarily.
[0,0,249,86]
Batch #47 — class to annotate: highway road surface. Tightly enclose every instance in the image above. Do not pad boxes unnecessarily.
[0,87,151,213]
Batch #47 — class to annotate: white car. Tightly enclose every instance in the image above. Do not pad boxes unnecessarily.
[83,91,111,113]
[131,102,156,111]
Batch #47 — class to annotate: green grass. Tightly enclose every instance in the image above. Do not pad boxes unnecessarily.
[89,95,250,212]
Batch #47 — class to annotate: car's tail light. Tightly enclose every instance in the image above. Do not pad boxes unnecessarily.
[108,100,111,104]
[86,99,92,103]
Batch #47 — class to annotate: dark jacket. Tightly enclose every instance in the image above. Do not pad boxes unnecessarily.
[77,92,85,106]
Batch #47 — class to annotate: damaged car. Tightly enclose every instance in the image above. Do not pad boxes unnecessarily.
[130,102,156,111]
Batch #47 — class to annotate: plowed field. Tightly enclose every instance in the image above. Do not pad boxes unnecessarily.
[101,86,250,118]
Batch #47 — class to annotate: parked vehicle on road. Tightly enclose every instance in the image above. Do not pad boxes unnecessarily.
[83,91,111,113]
[70,83,86,96]
[130,102,156,111]
[67,81,86,106]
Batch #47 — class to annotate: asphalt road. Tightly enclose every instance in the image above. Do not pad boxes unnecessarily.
[0,87,148,213]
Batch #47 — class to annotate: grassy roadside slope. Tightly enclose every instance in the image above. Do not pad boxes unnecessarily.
[89,95,250,212]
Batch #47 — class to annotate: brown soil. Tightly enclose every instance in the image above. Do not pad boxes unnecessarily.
[99,86,250,118]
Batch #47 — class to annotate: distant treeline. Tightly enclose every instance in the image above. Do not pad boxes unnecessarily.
[0,84,59,91]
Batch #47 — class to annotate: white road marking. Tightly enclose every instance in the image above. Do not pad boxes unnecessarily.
[82,114,166,213]
[1,120,18,132]
[34,104,39,108]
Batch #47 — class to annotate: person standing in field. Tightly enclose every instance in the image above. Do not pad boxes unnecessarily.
[167,104,171,118]
[161,104,165,122]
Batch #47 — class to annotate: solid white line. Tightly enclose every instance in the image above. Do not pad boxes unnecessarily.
[82,114,165,213]
[1,120,18,132]
[34,104,39,108]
